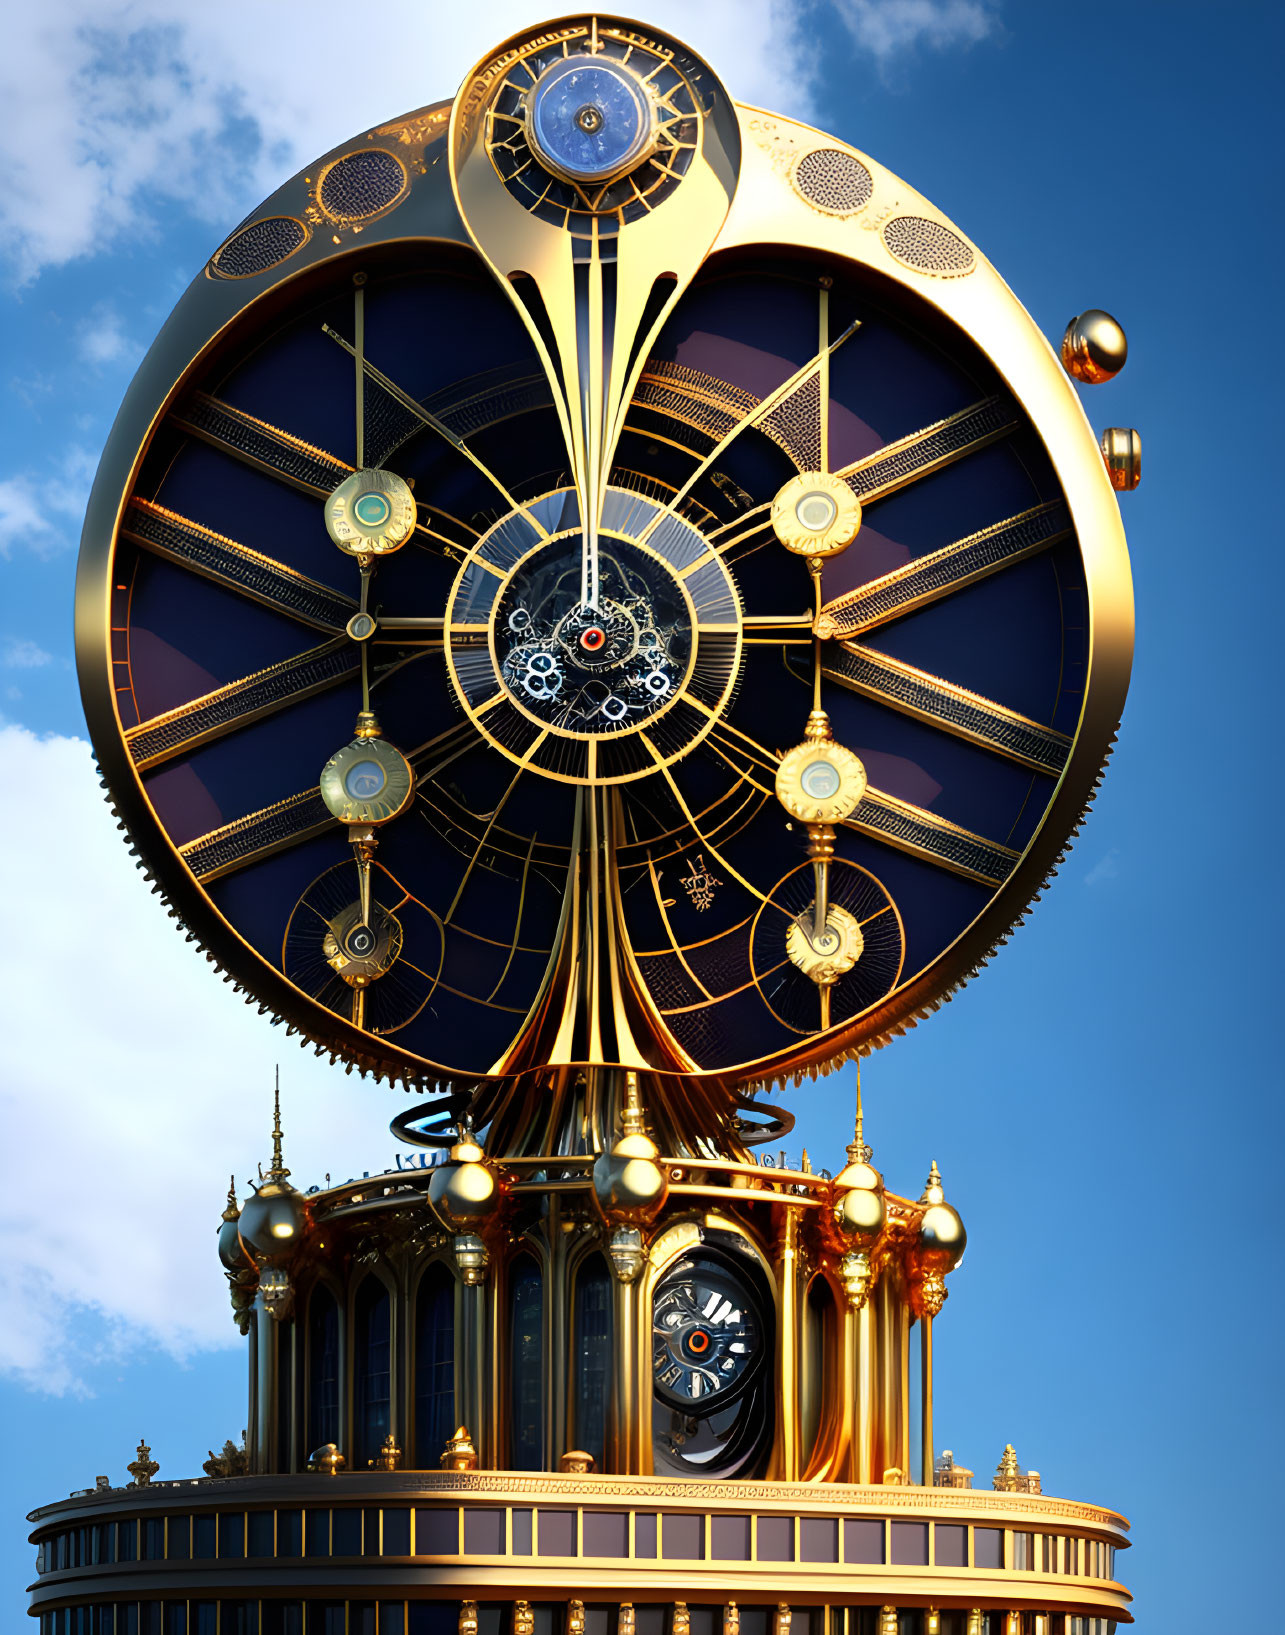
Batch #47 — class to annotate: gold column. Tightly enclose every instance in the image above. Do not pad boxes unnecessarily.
[898,1288,911,1478]
[285,1314,299,1473]
[856,1294,876,1483]
[876,1273,898,1478]
[920,1311,934,1487]
[246,1307,260,1472]
[484,1259,501,1467]
[398,1260,413,1472]
[837,1299,858,1482]
[774,1203,801,1480]
[457,1281,483,1459]
[609,1248,647,1472]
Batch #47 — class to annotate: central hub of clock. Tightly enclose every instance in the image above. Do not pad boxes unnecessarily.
[444,486,742,784]
[493,535,692,733]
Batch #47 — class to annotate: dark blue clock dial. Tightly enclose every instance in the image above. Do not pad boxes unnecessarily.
[86,241,1105,1085]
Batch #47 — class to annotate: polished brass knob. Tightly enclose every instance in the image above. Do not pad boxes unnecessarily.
[1099,426,1142,491]
[1061,309,1128,383]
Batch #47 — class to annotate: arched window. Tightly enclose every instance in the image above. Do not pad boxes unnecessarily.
[354,1276,392,1469]
[508,1256,544,1470]
[802,1274,836,1473]
[306,1286,340,1453]
[573,1254,613,1468]
[414,1264,455,1469]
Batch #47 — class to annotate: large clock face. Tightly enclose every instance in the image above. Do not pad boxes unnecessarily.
[76,17,1131,1098]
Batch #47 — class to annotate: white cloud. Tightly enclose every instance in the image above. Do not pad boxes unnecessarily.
[0,1,809,280]
[0,445,98,558]
[76,301,133,365]
[2,637,53,669]
[1084,848,1121,887]
[0,724,406,1393]
[833,0,1000,59]
[0,0,996,281]
[0,444,97,559]
[0,477,49,543]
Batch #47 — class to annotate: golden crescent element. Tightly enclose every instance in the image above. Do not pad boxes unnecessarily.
[775,737,868,826]
[785,904,864,987]
[318,734,414,826]
[322,900,404,989]
[448,20,740,613]
[325,469,417,557]
[771,471,862,558]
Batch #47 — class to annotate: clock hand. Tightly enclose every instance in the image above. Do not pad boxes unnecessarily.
[321,325,548,541]
[639,314,862,546]
[354,274,366,470]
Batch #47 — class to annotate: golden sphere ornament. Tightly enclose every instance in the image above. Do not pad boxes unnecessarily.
[1060,309,1128,384]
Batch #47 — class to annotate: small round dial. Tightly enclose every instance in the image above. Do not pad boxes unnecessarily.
[325,469,416,556]
[319,736,413,826]
[527,56,657,185]
[775,738,868,824]
[653,1256,763,1410]
[771,471,862,558]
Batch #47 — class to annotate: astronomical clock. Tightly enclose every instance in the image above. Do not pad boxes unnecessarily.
[37,15,1139,1635]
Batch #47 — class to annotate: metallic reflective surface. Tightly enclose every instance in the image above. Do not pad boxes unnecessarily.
[1100,425,1143,490]
[1061,308,1129,384]
[42,16,1138,1634]
[74,7,1133,1098]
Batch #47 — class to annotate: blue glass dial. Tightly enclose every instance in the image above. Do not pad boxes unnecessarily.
[343,760,386,800]
[527,57,654,184]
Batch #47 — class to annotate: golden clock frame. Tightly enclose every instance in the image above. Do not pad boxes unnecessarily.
[74,26,1132,1095]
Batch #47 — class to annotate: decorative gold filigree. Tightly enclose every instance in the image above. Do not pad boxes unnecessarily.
[680,853,722,912]
[126,1440,158,1488]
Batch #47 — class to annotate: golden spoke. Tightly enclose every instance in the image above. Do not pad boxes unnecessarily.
[639,320,862,542]
[125,638,358,771]
[322,325,548,538]
[815,503,1072,638]
[821,642,1072,775]
[122,499,357,632]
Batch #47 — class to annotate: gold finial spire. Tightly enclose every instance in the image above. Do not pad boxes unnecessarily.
[127,1438,159,1488]
[993,1443,1020,1492]
[922,1159,943,1204]
[846,1062,872,1165]
[221,1175,239,1222]
[267,1068,289,1182]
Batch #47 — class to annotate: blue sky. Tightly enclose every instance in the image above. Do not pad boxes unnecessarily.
[1,2,1280,1629]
